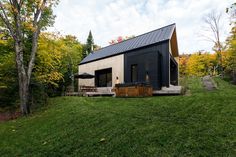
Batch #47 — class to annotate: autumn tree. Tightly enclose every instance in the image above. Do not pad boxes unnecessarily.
[181,52,215,77]
[109,35,135,45]
[35,33,64,87]
[0,32,83,107]
[0,0,58,115]
[226,3,236,83]
[202,10,223,75]
[179,54,189,76]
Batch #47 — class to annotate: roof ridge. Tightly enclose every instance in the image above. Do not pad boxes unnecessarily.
[92,23,176,53]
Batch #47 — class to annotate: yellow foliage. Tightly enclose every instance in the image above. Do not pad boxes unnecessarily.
[34,32,82,87]
[35,33,65,86]
[180,52,217,77]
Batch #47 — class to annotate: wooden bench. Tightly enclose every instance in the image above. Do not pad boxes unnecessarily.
[79,85,97,92]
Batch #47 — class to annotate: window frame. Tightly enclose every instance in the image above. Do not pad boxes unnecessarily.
[131,64,138,82]
[95,68,112,87]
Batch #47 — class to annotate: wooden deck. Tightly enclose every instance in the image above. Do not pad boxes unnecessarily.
[65,86,182,97]
[84,85,182,96]
[83,87,114,97]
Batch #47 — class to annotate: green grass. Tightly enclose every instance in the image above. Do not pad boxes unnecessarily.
[0,78,236,156]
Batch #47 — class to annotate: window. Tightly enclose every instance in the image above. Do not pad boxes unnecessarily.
[95,68,112,87]
[131,64,138,82]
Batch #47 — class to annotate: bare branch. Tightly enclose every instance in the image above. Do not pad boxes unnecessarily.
[202,10,223,51]
[0,1,16,39]
[201,10,224,75]
[199,33,217,44]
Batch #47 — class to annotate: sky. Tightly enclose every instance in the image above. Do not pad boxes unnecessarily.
[49,0,235,54]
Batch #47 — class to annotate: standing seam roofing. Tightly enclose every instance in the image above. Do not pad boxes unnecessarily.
[79,23,176,65]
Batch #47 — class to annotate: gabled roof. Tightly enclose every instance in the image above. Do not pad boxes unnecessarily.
[80,23,177,65]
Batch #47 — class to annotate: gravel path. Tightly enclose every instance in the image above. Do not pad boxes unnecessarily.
[202,75,217,91]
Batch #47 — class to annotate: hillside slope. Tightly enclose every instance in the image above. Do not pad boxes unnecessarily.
[0,78,236,156]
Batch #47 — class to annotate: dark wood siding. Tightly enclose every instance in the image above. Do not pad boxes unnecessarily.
[124,41,170,90]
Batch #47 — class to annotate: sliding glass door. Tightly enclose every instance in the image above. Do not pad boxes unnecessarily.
[95,68,112,87]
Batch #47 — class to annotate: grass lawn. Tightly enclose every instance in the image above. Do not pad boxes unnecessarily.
[0,77,236,156]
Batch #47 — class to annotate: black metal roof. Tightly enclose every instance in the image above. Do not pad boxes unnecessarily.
[80,23,176,65]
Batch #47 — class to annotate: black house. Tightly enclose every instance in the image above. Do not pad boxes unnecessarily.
[78,23,179,91]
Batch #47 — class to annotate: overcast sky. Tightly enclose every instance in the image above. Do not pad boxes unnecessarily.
[49,0,234,54]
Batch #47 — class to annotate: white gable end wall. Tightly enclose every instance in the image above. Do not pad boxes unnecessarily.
[78,54,124,87]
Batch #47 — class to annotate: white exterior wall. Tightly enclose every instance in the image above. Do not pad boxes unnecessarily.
[78,54,124,88]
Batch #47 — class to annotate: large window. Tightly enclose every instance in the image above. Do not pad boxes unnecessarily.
[131,64,138,82]
[95,68,112,87]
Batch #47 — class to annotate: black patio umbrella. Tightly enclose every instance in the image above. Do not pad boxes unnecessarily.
[74,72,95,79]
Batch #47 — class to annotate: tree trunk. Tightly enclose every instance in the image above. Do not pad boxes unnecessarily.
[19,75,30,115]
[0,0,49,116]
[15,42,30,115]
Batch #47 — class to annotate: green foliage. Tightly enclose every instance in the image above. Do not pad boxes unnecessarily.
[0,52,18,107]
[82,30,94,59]
[62,35,83,73]
[0,34,18,107]
[0,0,60,114]
[61,35,82,92]
[0,32,83,107]
[0,78,236,156]
[1,0,59,30]
[0,31,13,55]
[86,30,94,54]
[35,32,83,94]
[226,28,236,82]
[35,33,65,87]
[226,3,236,83]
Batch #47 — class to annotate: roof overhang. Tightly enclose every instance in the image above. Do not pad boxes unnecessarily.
[170,28,179,57]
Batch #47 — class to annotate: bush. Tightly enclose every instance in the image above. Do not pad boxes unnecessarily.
[0,83,19,109]
[29,80,49,111]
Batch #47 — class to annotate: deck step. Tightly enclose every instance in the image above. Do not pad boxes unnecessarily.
[153,85,182,95]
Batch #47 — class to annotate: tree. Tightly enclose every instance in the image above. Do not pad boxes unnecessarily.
[109,35,135,45]
[35,33,64,87]
[226,3,236,83]
[0,0,58,115]
[35,32,83,95]
[179,54,189,76]
[180,52,216,77]
[82,30,94,59]
[61,35,83,92]
[202,10,223,75]
[186,52,211,77]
